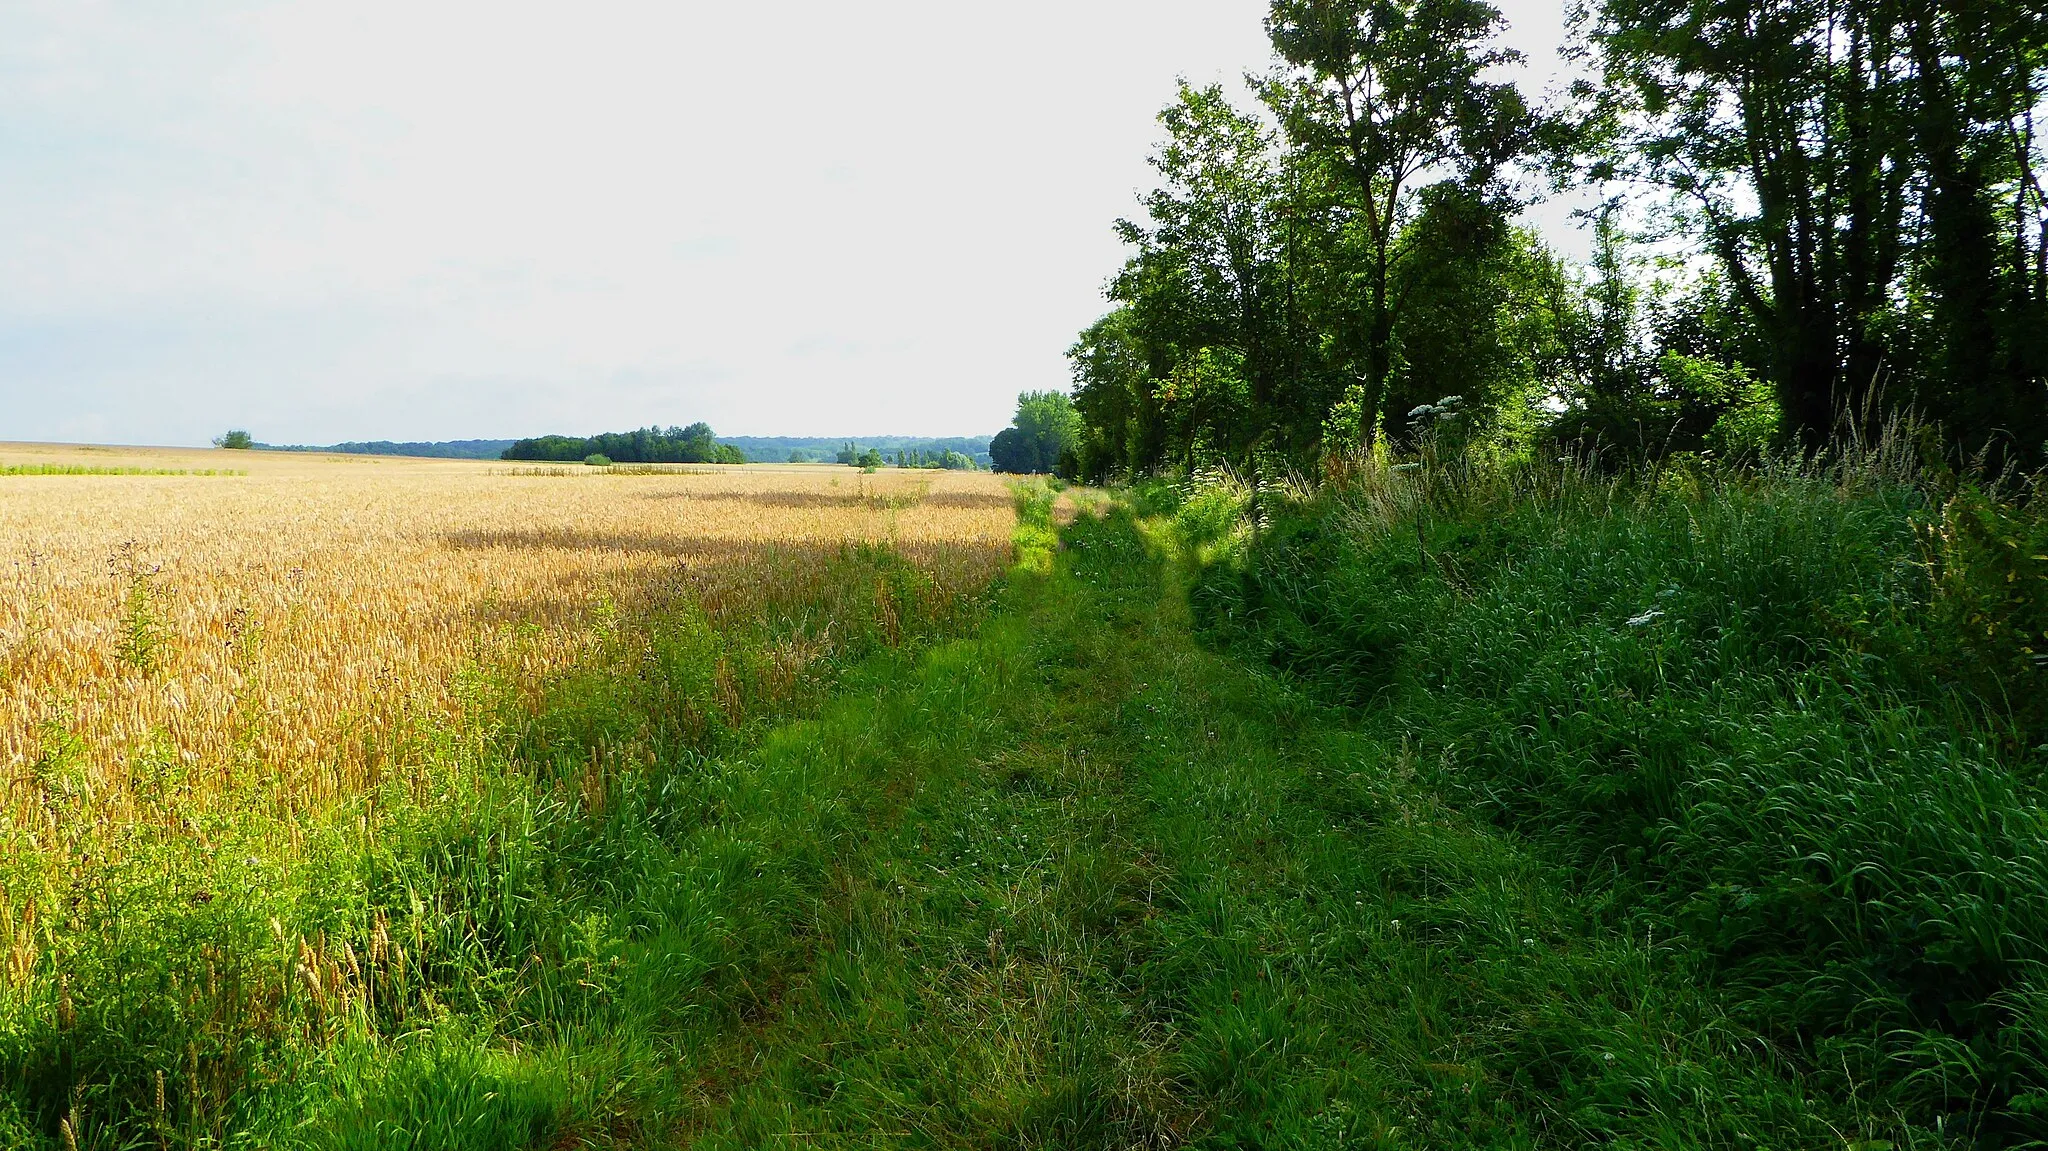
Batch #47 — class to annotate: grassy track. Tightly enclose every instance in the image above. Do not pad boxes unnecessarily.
[677,495,1876,1147]
[7,481,1943,1146]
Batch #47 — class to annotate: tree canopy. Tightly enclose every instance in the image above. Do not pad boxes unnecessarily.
[990,392,1083,473]
[501,424,745,464]
[1053,0,2047,479]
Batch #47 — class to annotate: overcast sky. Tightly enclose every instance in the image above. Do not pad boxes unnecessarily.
[0,1,1581,447]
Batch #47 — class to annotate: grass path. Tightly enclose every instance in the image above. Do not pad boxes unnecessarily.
[660,497,1861,1148]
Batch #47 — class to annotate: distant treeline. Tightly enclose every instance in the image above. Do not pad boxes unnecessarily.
[249,432,997,466]
[500,424,745,464]
[257,440,516,459]
[724,436,993,466]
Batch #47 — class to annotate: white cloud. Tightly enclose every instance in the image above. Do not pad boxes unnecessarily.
[0,0,1581,446]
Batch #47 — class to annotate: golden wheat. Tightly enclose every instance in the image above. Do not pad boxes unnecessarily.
[0,445,1014,830]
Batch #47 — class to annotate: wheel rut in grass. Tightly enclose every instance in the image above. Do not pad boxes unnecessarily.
[681,500,1868,1148]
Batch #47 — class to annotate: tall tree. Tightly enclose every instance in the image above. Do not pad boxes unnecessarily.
[1590,0,1914,447]
[1263,0,1534,444]
[1383,183,1576,444]
[1068,307,1159,480]
[992,391,1084,475]
[1130,84,1285,383]
[1588,0,2048,462]
[1111,85,1295,455]
[1901,0,2048,464]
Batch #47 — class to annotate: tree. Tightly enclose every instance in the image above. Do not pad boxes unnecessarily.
[991,392,1084,475]
[213,430,254,450]
[500,424,737,463]
[1900,0,2048,465]
[1118,86,1291,447]
[989,427,1038,474]
[1069,307,1160,479]
[1264,0,1534,444]
[1588,0,1913,449]
[1379,183,1570,445]
[1014,391,1083,474]
[1157,347,1254,465]
[1587,0,2047,462]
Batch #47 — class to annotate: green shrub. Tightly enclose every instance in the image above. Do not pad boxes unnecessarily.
[582,453,612,467]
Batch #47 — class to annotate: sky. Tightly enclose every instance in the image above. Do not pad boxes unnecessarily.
[0,1,1582,447]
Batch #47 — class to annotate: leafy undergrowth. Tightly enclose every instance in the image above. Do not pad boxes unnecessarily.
[1181,457,2048,1146]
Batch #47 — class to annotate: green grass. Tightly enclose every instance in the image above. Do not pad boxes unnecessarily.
[0,465,245,476]
[10,465,2039,1147]
[1181,456,2048,1144]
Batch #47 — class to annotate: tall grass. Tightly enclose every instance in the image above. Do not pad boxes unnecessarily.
[1176,442,2048,1141]
[0,464,1016,1147]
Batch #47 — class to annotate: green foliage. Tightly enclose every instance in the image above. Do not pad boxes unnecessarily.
[727,436,992,467]
[1068,0,2048,476]
[1383,189,1572,452]
[212,430,254,450]
[502,423,734,464]
[1681,354,1781,459]
[1586,0,2048,463]
[1071,43,1553,476]
[113,550,168,676]
[582,453,612,467]
[262,439,516,459]
[1266,0,1535,412]
[1180,454,2048,1140]
[880,446,979,470]
[1157,348,1251,467]
[1919,484,2048,733]
[991,392,1081,475]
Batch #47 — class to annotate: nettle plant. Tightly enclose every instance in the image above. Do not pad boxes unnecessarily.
[110,543,168,677]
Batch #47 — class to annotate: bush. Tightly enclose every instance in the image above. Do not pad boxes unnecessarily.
[213,430,254,450]
[583,453,612,467]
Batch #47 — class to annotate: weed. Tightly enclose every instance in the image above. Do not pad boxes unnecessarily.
[111,545,168,676]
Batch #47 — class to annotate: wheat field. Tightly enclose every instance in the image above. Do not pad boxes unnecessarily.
[0,444,1015,833]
